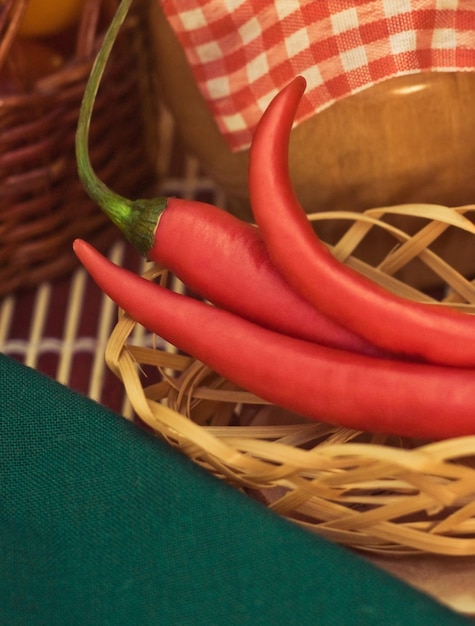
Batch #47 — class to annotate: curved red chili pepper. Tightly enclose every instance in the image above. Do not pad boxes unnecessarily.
[152,198,387,355]
[74,238,475,440]
[71,189,386,355]
[248,76,475,366]
[74,3,383,357]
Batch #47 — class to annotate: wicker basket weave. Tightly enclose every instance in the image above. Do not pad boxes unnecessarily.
[106,203,475,557]
[0,0,158,297]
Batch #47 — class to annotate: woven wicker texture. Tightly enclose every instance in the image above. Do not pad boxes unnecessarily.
[0,0,158,297]
[105,203,475,557]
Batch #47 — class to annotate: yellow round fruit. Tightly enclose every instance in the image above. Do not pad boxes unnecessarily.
[17,0,84,37]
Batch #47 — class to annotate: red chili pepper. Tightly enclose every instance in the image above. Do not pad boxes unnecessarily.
[74,4,383,357]
[153,198,390,354]
[248,76,475,367]
[77,146,383,357]
[74,238,475,440]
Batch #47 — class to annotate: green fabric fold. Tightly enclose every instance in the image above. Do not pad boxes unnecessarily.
[0,353,470,625]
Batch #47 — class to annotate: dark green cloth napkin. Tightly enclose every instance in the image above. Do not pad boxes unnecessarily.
[1,353,471,625]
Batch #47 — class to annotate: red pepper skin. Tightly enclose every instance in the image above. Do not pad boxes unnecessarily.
[74,238,475,440]
[248,76,475,367]
[74,0,380,358]
[78,132,381,354]
[151,197,384,356]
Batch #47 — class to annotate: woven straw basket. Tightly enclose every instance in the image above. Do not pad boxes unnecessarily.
[0,0,158,297]
[106,203,475,557]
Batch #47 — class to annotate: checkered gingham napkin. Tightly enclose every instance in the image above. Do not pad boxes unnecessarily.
[161,0,475,151]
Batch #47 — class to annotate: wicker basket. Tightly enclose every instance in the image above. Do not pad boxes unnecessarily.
[0,0,158,297]
[106,203,475,557]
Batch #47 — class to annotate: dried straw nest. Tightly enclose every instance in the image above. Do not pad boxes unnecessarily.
[106,203,475,556]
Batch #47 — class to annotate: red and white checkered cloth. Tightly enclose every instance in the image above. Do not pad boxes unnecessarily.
[161,0,475,151]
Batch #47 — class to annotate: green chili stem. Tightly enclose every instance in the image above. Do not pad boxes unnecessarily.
[76,0,165,257]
